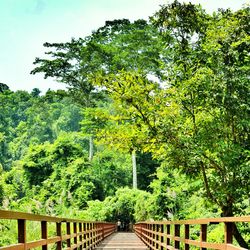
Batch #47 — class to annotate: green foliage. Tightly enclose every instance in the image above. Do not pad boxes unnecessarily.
[136,152,160,191]
[0,83,9,93]
[0,89,83,169]
[96,2,250,219]
[22,143,53,186]
[1,128,134,215]
[82,187,151,223]
[149,166,220,220]
[90,148,132,197]
[0,219,17,247]
[0,3,249,248]
[1,162,26,204]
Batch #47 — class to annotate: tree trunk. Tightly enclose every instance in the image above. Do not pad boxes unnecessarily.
[132,150,137,189]
[232,223,249,249]
[89,135,94,161]
[222,205,249,249]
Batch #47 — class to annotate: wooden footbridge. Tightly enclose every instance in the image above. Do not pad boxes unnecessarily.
[0,210,249,250]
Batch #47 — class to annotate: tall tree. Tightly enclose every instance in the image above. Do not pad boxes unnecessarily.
[31,38,99,160]
[31,19,164,165]
[95,2,250,247]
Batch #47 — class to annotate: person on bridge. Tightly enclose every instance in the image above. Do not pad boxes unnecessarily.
[117,219,121,231]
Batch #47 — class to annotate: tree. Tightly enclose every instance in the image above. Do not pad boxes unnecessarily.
[82,187,151,223]
[0,90,34,169]
[95,2,249,247]
[0,83,9,93]
[31,38,101,107]
[136,152,160,191]
[31,38,100,160]
[88,19,164,76]
[31,19,164,161]
[31,88,41,97]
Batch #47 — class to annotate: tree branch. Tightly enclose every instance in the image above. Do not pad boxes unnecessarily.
[200,161,219,206]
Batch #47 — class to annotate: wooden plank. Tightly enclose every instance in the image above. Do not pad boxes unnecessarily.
[136,216,250,225]
[26,236,62,248]
[96,233,148,249]
[184,239,225,249]
[0,210,61,222]
[26,239,46,249]
[62,234,71,240]
[47,236,61,244]
[226,244,249,250]
[0,209,117,225]
[0,244,24,250]
[24,237,61,249]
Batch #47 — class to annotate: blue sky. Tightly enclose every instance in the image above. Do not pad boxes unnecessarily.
[0,0,248,93]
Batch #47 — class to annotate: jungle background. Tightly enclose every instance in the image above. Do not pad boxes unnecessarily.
[0,1,249,247]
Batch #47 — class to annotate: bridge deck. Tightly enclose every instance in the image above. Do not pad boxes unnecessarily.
[95,232,148,250]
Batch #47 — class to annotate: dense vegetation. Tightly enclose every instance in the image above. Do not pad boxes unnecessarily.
[0,1,249,247]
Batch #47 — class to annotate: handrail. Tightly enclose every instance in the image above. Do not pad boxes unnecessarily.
[0,209,116,250]
[134,216,250,250]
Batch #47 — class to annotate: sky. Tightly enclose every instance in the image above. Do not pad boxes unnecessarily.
[0,0,248,93]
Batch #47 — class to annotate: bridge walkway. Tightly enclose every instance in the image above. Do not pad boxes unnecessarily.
[95,232,149,250]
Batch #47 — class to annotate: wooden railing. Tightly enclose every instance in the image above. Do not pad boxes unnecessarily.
[0,209,116,250]
[134,216,250,250]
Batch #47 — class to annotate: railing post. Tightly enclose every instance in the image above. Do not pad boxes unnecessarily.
[142,224,145,242]
[96,223,100,243]
[166,224,170,248]
[149,224,151,246]
[102,223,104,240]
[18,219,26,244]
[1,211,249,250]
[156,224,159,249]
[93,223,96,247]
[185,224,190,250]
[56,222,62,250]
[174,224,180,249]
[153,224,155,248]
[41,221,48,250]
[79,223,83,250]
[83,223,87,249]
[73,222,77,246]
[201,224,207,250]
[94,222,96,244]
[87,223,90,247]
[90,223,93,247]
[66,222,71,248]
[91,222,93,243]
[160,224,164,250]
[225,222,233,244]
